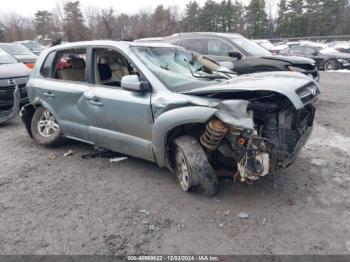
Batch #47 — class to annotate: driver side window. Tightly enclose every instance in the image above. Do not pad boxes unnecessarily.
[208,39,235,57]
[291,46,305,54]
[93,48,137,87]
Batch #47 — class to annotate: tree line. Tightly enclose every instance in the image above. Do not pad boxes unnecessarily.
[0,0,349,43]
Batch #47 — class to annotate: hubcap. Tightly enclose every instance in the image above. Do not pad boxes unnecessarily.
[325,61,336,71]
[37,110,60,137]
[175,148,191,191]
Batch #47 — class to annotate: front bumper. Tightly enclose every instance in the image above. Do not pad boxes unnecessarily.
[0,85,28,108]
[277,125,313,169]
[339,61,350,69]
[0,86,20,124]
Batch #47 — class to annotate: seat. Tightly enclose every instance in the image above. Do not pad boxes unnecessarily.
[57,58,86,81]
[97,57,112,83]
[110,58,129,81]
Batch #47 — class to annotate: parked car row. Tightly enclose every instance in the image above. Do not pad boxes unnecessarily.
[137,33,320,81]
[0,48,31,123]
[254,39,350,71]
[0,41,46,123]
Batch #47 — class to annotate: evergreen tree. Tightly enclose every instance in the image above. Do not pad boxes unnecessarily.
[182,1,201,32]
[245,0,268,38]
[63,1,88,41]
[232,0,246,34]
[285,0,306,37]
[198,0,220,31]
[0,21,6,41]
[34,10,53,38]
[305,0,323,36]
[277,0,288,37]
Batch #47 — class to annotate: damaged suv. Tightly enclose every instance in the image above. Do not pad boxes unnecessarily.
[21,41,320,196]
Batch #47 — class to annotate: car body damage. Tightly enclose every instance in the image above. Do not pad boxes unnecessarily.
[0,86,20,124]
[151,72,319,183]
[21,41,320,195]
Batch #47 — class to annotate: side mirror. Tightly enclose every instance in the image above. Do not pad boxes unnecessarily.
[121,75,149,92]
[312,51,319,56]
[228,51,242,60]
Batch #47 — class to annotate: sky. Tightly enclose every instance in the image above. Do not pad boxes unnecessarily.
[0,0,278,17]
[1,0,205,17]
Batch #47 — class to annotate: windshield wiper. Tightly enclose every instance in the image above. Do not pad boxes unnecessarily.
[183,58,227,80]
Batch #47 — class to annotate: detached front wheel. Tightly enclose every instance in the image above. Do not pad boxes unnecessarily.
[173,136,219,196]
[31,106,62,145]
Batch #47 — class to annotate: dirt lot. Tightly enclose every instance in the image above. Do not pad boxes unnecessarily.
[0,72,350,255]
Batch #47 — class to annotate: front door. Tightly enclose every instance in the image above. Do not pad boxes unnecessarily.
[84,47,154,161]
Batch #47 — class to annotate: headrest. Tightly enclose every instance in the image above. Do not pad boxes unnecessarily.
[70,58,86,68]
[98,56,108,64]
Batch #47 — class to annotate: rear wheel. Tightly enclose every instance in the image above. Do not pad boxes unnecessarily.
[323,59,339,71]
[31,106,62,145]
[173,136,219,196]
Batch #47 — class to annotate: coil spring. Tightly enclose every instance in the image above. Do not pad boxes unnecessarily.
[200,119,228,150]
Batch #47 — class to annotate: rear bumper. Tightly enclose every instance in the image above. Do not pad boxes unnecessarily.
[0,86,20,124]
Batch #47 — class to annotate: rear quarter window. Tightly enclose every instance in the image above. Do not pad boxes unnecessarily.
[40,51,56,78]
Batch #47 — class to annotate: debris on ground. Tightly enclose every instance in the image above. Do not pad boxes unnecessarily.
[110,157,128,163]
[223,210,230,216]
[148,224,156,232]
[139,209,150,215]
[64,150,74,157]
[238,212,250,219]
[48,153,57,160]
[81,147,125,159]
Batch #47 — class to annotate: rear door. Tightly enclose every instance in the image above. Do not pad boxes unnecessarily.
[32,47,91,142]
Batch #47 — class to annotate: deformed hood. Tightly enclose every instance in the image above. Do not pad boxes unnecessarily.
[183,71,320,110]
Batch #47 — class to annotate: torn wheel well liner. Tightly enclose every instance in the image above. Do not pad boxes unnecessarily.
[20,103,36,138]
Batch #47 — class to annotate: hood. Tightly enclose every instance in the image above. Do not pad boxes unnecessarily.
[321,52,350,59]
[13,54,38,62]
[262,55,315,65]
[183,72,319,110]
[0,63,31,79]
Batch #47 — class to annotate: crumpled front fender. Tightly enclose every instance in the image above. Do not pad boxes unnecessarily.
[152,100,254,168]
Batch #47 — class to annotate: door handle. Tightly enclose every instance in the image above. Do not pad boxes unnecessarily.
[43,92,55,99]
[87,98,103,107]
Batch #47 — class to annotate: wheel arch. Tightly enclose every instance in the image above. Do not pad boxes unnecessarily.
[152,106,217,168]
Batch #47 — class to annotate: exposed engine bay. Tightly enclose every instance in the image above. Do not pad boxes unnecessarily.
[198,92,316,183]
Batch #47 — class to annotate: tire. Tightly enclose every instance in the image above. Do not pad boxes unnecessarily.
[31,106,62,145]
[323,59,339,71]
[173,135,219,196]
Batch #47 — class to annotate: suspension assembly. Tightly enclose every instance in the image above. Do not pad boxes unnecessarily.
[200,119,228,151]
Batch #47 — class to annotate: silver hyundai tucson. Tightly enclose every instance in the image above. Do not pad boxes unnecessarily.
[20,41,320,196]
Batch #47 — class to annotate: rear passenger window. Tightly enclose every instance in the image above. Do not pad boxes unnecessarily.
[42,48,87,82]
[180,39,207,54]
[40,52,56,78]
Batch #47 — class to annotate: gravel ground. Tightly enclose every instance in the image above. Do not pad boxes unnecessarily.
[0,72,349,255]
